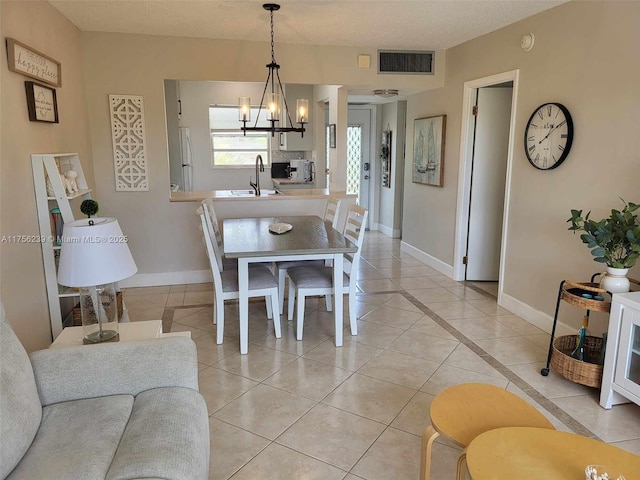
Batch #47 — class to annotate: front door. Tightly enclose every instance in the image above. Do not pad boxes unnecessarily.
[347,108,372,217]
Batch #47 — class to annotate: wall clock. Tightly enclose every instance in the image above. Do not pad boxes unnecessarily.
[524,102,574,170]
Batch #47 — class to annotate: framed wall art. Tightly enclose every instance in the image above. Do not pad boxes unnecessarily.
[413,114,446,186]
[7,38,61,87]
[109,94,149,191]
[25,81,59,123]
[329,123,336,148]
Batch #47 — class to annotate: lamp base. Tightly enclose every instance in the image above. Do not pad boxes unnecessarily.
[83,330,120,344]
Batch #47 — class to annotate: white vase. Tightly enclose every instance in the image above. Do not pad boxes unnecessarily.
[600,266,630,294]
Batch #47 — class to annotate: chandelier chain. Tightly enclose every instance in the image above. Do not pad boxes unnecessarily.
[270,8,276,63]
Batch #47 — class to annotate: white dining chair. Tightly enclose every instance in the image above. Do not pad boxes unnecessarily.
[198,199,238,271]
[198,209,281,344]
[323,196,342,230]
[286,204,368,341]
[274,197,343,314]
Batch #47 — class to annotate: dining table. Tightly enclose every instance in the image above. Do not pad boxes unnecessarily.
[222,215,358,354]
[465,426,640,479]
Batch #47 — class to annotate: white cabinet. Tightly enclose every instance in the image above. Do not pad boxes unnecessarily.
[600,291,640,408]
[279,84,314,151]
[31,153,92,339]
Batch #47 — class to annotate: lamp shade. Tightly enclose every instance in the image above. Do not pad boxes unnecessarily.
[57,217,137,287]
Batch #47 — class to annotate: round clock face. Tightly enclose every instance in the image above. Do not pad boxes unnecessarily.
[524,102,574,170]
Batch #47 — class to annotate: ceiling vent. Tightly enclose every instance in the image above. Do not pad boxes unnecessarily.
[378,50,434,75]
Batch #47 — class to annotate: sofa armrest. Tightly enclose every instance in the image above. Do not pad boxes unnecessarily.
[29,337,199,406]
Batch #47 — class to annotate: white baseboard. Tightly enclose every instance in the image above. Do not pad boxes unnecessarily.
[377,223,401,238]
[119,270,211,288]
[400,241,454,277]
[500,292,574,337]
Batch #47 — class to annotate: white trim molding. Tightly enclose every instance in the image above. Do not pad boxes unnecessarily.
[400,241,454,277]
[119,270,211,288]
[500,292,574,337]
[452,69,520,307]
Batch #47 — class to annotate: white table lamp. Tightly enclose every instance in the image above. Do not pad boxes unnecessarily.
[57,217,137,343]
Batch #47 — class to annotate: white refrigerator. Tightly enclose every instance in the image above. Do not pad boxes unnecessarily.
[178,127,193,192]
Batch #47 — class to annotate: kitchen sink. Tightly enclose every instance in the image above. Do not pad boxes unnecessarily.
[228,189,283,197]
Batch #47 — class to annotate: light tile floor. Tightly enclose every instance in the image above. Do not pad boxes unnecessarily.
[123,231,640,479]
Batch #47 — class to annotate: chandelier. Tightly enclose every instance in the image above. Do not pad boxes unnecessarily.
[239,3,307,137]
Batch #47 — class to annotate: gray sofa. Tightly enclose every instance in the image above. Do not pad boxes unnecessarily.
[0,308,209,480]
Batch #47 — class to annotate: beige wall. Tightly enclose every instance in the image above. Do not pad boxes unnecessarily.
[1,1,95,351]
[379,101,407,237]
[79,32,443,289]
[402,1,640,332]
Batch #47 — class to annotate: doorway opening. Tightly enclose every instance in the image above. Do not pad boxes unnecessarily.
[453,70,520,304]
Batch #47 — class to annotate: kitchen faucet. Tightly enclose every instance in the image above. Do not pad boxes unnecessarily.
[250,154,264,196]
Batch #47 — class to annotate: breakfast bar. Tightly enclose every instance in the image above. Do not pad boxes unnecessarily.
[171,189,357,230]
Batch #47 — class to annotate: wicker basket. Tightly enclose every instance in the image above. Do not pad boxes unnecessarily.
[72,291,123,326]
[551,335,604,388]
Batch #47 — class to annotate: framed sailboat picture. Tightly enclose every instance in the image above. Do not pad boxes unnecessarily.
[413,115,446,186]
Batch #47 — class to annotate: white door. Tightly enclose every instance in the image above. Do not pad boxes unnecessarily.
[466,87,512,281]
[347,108,372,214]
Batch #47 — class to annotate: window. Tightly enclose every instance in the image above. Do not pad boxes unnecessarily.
[209,106,270,167]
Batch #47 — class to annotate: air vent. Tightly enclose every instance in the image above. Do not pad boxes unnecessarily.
[378,50,434,75]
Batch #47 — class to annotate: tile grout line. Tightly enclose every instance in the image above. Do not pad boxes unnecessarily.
[397,290,599,439]
[162,284,597,440]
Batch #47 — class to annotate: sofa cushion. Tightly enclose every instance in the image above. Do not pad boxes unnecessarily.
[106,387,210,480]
[6,395,134,480]
[0,305,42,479]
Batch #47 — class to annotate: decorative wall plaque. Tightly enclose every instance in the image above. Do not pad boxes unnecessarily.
[7,38,61,87]
[109,95,149,191]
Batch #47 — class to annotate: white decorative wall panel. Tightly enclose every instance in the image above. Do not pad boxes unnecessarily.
[109,95,149,191]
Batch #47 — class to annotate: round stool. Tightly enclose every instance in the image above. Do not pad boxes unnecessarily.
[420,383,555,480]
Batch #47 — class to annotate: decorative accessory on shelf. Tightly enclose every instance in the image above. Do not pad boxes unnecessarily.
[568,199,640,293]
[238,4,307,138]
[57,217,137,343]
[600,266,630,294]
[570,314,590,361]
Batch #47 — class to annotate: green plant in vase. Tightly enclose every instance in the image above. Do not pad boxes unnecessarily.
[568,199,640,293]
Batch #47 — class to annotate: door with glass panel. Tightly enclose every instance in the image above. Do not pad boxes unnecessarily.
[347,108,372,223]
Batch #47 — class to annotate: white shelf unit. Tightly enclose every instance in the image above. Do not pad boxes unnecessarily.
[600,291,640,409]
[32,153,92,340]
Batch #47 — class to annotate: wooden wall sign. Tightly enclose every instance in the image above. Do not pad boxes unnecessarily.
[6,38,61,87]
[25,81,59,123]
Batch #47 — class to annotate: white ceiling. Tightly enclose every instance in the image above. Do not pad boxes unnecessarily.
[49,0,565,51]
[48,0,566,103]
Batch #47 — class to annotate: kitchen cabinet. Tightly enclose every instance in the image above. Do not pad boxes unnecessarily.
[279,84,314,151]
[600,291,640,408]
[31,153,92,339]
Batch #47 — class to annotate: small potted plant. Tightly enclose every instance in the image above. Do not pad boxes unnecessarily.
[568,199,640,293]
[80,199,99,218]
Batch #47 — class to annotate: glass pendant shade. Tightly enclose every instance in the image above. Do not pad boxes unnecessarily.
[266,93,281,122]
[238,97,251,122]
[296,99,308,124]
[239,4,305,137]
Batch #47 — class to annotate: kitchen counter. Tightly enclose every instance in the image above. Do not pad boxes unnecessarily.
[170,189,354,202]
[272,179,313,185]
[171,189,357,230]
